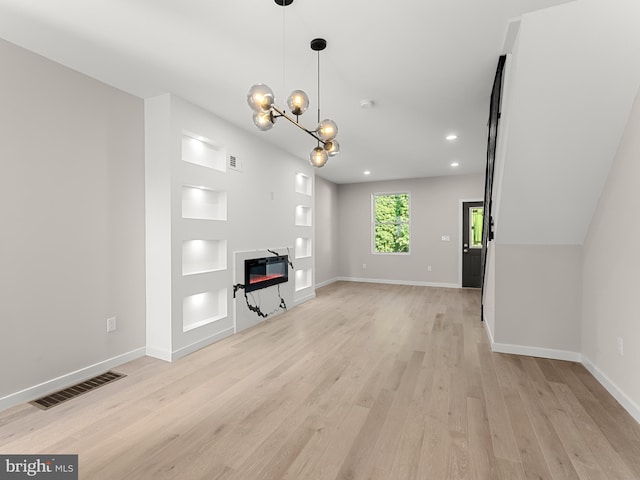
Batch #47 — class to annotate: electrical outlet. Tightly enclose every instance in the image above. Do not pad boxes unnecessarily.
[362,263,367,269]
[427,265,432,272]
[106,317,117,333]
[617,337,624,356]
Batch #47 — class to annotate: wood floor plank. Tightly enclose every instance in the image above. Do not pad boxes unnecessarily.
[280,405,370,480]
[387,338,439,480]
[547,384,608,480]
[477,348,521,462]
[417,364,452,479]
[550,381,636,480]
[236,415,317,480]
[551,361,640,478]
[335,389,395,480]
[446,430,472,479]
[448,339,469,435]
[494,458,527,480]
[363,350,424,480]
[502,386,554,480]
[510,357,581,480]
[467,396,496,480]
[1,282,639,479]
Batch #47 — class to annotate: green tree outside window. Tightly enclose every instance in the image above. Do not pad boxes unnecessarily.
[373,193,410,253]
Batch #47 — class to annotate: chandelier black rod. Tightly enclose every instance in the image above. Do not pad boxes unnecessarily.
[271,105,326,145]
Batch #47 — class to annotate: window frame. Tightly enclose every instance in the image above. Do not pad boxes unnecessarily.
[371,191,411,255]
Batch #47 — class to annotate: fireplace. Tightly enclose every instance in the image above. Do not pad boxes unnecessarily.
[244,255,289,292]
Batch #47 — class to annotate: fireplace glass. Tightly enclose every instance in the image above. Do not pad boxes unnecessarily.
[244,255,289,292]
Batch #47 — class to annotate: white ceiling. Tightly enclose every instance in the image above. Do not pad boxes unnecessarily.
[0,0,573,184]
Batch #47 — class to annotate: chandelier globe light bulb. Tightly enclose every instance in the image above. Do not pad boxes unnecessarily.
[309,146,329,167]
[287,90,310,116]
[324,139,340,156]
[247,83,275,113]
[252,111,275,131]
[317,119,338,141]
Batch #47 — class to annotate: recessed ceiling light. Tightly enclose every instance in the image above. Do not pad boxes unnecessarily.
[364,170,371,175]
[450,162,460,167]
[446,134,458,141]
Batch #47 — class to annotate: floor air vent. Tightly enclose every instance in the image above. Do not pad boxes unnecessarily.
[30,371,126,410]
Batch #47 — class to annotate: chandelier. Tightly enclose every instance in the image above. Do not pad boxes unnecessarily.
[246,3,340,168]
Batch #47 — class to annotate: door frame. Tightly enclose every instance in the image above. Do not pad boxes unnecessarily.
[458,198,484,287]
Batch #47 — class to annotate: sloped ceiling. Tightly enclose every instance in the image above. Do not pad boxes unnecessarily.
[494,0,640,245]
[0,0,572,184]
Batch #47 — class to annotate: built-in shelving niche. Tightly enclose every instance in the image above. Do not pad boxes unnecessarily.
[181,134,226,172]
[295,268,312,292]
[183,289,228,332]
[295,205,312,227]
[182,239,227,276]
[182,185,227,221]
[295,173,312,196]
[295,237,312,259]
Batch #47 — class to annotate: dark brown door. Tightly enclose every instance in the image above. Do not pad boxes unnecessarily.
[462,201,483,288]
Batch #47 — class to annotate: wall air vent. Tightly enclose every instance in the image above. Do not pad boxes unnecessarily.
[228,155,243,172]
[30,371,126,410]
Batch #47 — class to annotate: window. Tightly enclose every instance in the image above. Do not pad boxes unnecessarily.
[373,193,410,253]
[470,206,484,248]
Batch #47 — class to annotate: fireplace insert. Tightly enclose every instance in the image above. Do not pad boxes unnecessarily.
[244,255,289,292]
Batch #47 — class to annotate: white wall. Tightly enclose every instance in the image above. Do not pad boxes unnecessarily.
[582,86,640,420]
[314,176,339,287]
[492,245,582,359]
[496,0,640,245]
[0,39,146,407]
[337,175,483,286]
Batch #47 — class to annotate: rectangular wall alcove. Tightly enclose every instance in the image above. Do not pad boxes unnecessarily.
[295,268,312,291]
[295,205,312,227]
[182,185,227,221]
[295,173,312,196]
[182,240,227,275]
[183,289,228,332]
[181,134,225,172]
[295,237,312,259]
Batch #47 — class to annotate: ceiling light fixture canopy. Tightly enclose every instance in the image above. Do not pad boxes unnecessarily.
[247,1,340,168]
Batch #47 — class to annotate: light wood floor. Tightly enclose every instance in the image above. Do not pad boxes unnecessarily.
[1,282,639,479]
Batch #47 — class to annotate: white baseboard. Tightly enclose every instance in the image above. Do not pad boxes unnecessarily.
[336,277,459,289]
[482,313,496,345]
[482,311,581,362]
[170,327,235,362]
[293,292,316,306]
[315,277,339,289]
[582,356,640,425]
[146,346,172,362]
[490,342,582,362]
[0,347,146,412]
